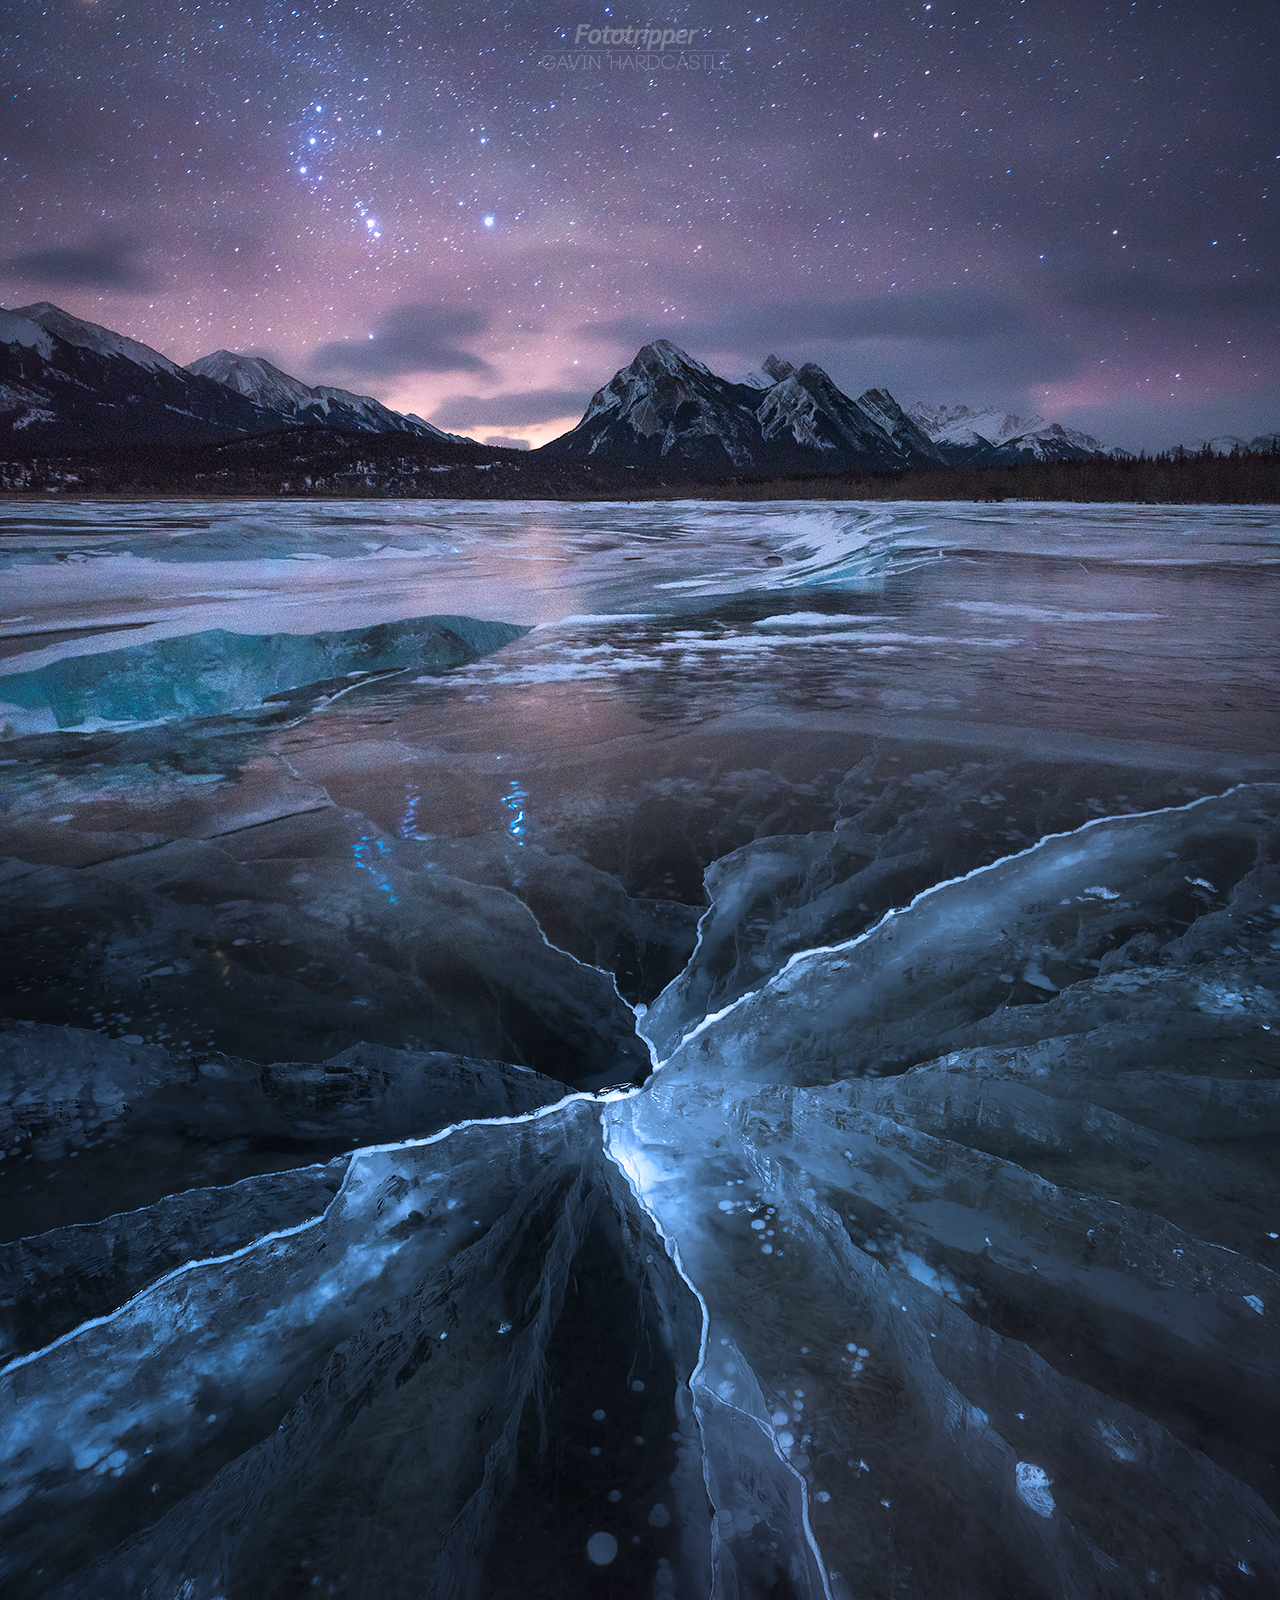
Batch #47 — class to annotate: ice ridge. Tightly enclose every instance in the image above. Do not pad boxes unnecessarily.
[0,613,532,735]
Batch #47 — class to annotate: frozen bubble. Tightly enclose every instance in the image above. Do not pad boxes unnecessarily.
[1015,1461,1055,1518]
[648,1502,671,1527]
[585,1532,618,1566]
[630,1379,645,1392]
[592,1408,607,1421]
[607,1489,623,1504]
[816,1490,831,1503]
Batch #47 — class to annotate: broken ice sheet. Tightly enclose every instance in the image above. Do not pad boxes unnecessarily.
[1,786,1278,1597]
[2,498,1280,1597]
[607,1054,1280,1593]
[603,786,1280,1597]
[0,614,532,737]
[3,1099,601,1597]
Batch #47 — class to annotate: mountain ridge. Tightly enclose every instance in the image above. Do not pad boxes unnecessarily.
[906,399,1107,462]
[3,304,1266,475]
[184,350,469,442]
[0,303,475,452]
[540,340,949,474]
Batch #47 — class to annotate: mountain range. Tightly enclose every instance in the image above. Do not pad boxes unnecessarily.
[541,342,949,474]
[1,302,1273,479]
[185,349,467,442]
[0,303,462,452]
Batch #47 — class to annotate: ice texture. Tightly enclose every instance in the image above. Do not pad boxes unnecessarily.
[1,500,1278,1597]
[0,826,651,1083]
[606,787,1280,1597]
[2,787,1275,1597]
[0,613,531,735]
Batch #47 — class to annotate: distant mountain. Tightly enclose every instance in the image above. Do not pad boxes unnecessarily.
[185,351,469,442]
[12,305,1260,481]
[14,302,185,374]
[0,302,475,453]
[540,341,769,470]
[541,341,942,475]
[1173,433,1279,456]
[907,401,1106,462]
[0,303,286,450]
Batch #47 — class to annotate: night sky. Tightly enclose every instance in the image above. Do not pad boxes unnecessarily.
[2,1,1275,450]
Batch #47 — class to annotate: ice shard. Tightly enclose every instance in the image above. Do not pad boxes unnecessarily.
[0,613,531,735]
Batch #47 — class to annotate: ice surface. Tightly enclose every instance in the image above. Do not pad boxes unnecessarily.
[1,499,1277,1597]
[0,613,531,735]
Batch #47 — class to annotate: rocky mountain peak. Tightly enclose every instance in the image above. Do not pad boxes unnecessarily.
[626,339,714,381]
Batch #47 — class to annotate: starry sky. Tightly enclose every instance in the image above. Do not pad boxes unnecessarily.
[2,0,1275,450]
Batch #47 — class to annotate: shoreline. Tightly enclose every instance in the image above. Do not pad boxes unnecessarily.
[2,448,1276,506]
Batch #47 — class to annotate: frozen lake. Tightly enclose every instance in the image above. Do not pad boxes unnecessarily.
[2,497,1279,1599]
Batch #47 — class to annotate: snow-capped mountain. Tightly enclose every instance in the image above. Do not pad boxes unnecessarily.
[1173,434,1279,455]
[0,304,297,450]
[541,340,768,470]
[845,386,944,463]
[0,303,477,453]
[907,401,1106,462]
[185,351,468,442]
[13,302,184,375]
[542,342,941,474]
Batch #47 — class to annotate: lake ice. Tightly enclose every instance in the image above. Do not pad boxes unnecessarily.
[1,497,1278,1598]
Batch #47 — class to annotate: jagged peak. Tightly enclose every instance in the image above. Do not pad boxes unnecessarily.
[761,353,796,382]
[626,339,713,380]
[795,361,841,390]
